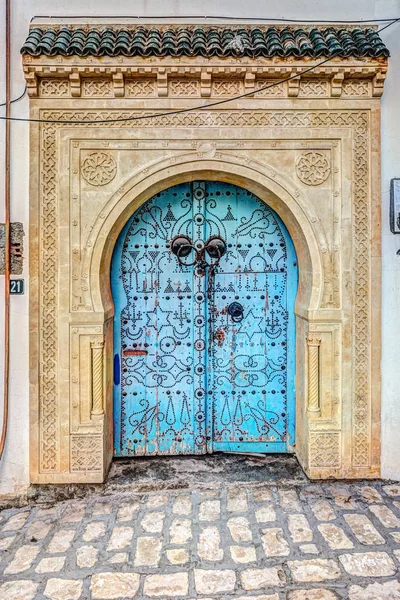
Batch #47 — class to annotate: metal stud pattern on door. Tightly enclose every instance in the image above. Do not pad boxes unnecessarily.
[111,181,298,456]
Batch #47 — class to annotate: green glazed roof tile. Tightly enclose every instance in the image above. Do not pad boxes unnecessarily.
[20,25,390,59]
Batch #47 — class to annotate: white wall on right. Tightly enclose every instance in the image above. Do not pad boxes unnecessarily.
[381,8,400,480]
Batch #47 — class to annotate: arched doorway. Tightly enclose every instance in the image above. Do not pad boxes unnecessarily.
[111,181,298,457]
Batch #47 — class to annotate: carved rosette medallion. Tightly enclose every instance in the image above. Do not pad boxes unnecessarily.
[81,151,117,186]
[296,151,331,186]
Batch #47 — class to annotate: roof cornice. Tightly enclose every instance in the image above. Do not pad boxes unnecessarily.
[21,24,389,60]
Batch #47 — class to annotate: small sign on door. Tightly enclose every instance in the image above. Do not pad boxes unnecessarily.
[10,279,24,294]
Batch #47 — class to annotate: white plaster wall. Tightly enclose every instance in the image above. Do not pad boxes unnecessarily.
[0,0,399,496]
[379,5,400,481]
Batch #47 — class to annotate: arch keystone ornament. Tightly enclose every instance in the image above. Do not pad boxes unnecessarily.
[23,21,388,483]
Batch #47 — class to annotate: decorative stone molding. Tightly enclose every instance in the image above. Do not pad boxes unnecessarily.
[91,341,104,416]
[82,78,113,98]
[23,62,388,100]
[126,78,156,97]
[112,73,125,98]
[69,72,81,97]
[330,73,343,97]
[157,70,168,97]
[81,152,117,186]
[296,152,331,186]
[71,435,103,472]
[309,432,341,469]
[299,79,329,98]
[39,78,69,97]
[342,79,370,97]
[307,337,322,417]
[24,23,386,483]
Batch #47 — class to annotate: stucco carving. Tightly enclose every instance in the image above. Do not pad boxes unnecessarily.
[342,80,370,97]
[170,79,200,97]
[39,78,69,97]
[71,435,103,472]
[82,78,113,97]
[35,107,374,478]
[254,80,285,97]
[25,41,384,482]
[91,341,104,416]
[299,79,329,97]
[296,152,331,186]
[126,79,156,97]
[24,61,387,99]
[81,152,117,186]
[307,337,322,416]
[309,432,341,468]
[39,120,58,472]
[212,79,243,96]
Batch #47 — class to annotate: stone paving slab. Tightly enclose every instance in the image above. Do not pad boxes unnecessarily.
[1,479,400,599]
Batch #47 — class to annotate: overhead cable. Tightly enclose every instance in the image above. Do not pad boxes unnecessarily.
[0,86,27,108]
[30,14,400,24]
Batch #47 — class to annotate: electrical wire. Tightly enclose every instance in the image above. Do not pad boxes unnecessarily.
[0,16,397,127]
[0,86,27,108]
[31,14,399,23]
[375,18,400,33]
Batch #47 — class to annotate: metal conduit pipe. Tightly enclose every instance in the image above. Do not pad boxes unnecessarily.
[0,0,11,461]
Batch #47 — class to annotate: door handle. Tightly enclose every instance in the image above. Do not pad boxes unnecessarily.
[227,302,244,323]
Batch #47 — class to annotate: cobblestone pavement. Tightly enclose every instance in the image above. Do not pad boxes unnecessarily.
[1,479,400,599]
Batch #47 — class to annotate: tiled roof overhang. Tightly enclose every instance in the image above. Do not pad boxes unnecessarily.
[21,25,389,59]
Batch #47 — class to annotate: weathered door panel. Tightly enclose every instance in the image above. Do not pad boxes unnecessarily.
[211,272,294,452]
[112,181,297,456]
[205,183,297,453]
[111,183,206,456]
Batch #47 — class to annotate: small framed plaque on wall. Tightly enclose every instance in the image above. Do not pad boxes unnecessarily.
[390,178,400,234]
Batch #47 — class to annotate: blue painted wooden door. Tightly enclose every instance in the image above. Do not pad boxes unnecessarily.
[111,181,297,456]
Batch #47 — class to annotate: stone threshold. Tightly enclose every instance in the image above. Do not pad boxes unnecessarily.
[20,453,383,508]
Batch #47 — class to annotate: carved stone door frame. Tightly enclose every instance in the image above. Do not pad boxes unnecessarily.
[24,22,386,482]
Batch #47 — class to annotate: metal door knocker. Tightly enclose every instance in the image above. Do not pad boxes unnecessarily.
[171,234,226,269]
[170,235,196,266]
[228,301,244,322]
[171,233,227,355]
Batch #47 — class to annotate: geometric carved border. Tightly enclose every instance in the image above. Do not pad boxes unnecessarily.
[309,432,341,468]
[40,120,59,471]
[39,108,370,473]
[351,114,371,468]
[70,435,103,472]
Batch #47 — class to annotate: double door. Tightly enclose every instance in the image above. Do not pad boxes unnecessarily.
[111,181,297,456]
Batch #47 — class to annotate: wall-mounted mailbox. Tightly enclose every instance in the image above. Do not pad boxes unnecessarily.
[390,179,400,234]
